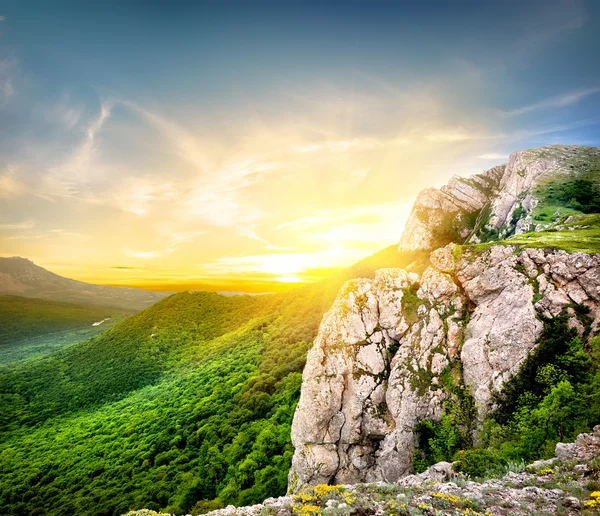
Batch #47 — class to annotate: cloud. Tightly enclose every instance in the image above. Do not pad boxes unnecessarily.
[0,220,35,231]
[123,249,160,259]
[478,153,509,160]
[295,137,383,154]
[274,202,413,248]
[0,57,18,108]
[39,93,84,130]
[46,100,112,196]
[199,247,368,281]
[512,0,588,60]
[426,127,476,142]
[504,88,600,116]
[112,176,177,216]
[0,16,5,22]
[0,167,27,197]
[275,202,409,231]
[508,117,600,140]
[120,100,212,173]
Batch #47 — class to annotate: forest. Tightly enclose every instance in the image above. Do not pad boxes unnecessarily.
[0,246,422,516]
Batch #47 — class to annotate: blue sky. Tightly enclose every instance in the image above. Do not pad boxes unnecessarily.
[0,0,599,290]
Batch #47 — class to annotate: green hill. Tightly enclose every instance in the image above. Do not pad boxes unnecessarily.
[0,245,426,516]
[0,296,131,367]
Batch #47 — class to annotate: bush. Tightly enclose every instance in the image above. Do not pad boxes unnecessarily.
[453,449,507,478]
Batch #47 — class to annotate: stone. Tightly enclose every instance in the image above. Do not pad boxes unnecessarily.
[563,497,581,509]
[290,243,600,491]
[430,244,457,273]
[555,442,577,461]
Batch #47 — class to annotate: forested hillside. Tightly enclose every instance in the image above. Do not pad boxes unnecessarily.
[0,246,425,516]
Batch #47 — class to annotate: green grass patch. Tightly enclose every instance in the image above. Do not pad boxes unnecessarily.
[506,227,600,254]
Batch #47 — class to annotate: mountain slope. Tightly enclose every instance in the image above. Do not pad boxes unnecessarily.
[0,245,425,516]
[2,144,600,516]
[400,145,600,251]
[0,257,170,311]
[0,295,130,366]
[290,144,600,491]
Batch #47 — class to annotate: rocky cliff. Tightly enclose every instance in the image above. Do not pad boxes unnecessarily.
[399,145,600,251]
[289,144,600,491]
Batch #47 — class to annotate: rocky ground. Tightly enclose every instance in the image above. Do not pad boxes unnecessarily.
[124,426,600,516]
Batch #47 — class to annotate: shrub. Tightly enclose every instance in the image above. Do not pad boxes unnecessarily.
[453,449,507,478]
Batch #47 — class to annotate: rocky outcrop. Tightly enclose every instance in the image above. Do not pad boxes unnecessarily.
[398,166,503,251]
[398,145,600,252]
[288,244,600,491]
[555,424,600,462]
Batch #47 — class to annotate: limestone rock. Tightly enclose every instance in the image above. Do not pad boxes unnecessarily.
[289,244,600,491]
[399,145,600,252]
[396,461,455,487]
[555,425,600,462]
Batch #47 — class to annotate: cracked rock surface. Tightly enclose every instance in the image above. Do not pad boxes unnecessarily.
[399,145,600,252]
[288,244,600,491]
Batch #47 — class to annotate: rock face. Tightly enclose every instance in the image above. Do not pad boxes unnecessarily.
[555,424,600,462]
[398,145,600,252]
[398,166,503,251]
[288,244,600,491]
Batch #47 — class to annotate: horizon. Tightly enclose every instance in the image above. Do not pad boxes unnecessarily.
[1,1,600,292]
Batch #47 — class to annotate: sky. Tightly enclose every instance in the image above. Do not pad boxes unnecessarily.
[1,0,600,292]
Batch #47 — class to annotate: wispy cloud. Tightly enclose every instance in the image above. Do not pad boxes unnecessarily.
[0,166,27,197]
[39,93,84,130]
[0,16,5,22]
[46,100,112,196]
[0,57,17,108]
[121,100,212,173]
[511,0,588,60]
[426,127,477,142]
[295,137,382,154]
[123,249,160,259]
[112,176,177,216]
[274,202,412,246]
[504,88,600,116]
[0,220,35,231]
[478,153,508,160]
[508,117,600,140]
[199,247,368,282]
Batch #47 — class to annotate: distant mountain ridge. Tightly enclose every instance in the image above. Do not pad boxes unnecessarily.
[0,256,171,311]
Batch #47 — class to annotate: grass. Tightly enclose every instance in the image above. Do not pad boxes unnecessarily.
[456,209,600,257]
[506,227,600,254]
[531,204,581,223]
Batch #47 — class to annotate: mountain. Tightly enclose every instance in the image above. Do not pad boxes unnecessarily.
[290,144,600,489]
[400,144,600,251]
[0,257,171,311]
[1,144,599,516]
